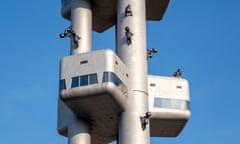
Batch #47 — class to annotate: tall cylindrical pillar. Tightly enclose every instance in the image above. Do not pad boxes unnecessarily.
[68,115,91,144]
[117,0,149,144]
[68,1,92,144]
[70,0,92,55]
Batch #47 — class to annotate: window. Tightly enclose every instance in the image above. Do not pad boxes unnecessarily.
[103,71,122,86]
[59,79,66,90]
[113,75,121,86]
[71,73,98,88]
[103,71,110,82]
[71,77,79,88]
[80,75,88,86]
[103,71,128,96]
[89,74,98,84]
[154,97,190,110]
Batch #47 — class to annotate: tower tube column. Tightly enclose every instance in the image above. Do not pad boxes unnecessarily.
[70,0,92,54]
[68,0,92,144]
[68,115,91,144]
[117,0,149,144]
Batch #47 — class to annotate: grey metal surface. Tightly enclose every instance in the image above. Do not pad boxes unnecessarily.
[61,83,127,117]
[148,75,190,109]
[150,119,188,137]
[59,49,129,88]
[58,0,191,143]
[61,0,169,32]
[57,99,70,137]
[148,75,191,137]
[68,116,91,144]
[59,1,93,144]
[58,98,91,144]
[116,0,149,144]
[59,49,129,144]
[70,0,92,54]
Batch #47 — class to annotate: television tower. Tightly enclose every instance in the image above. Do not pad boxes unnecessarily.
[57,0,191,144]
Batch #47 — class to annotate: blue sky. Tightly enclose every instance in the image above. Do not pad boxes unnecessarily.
[1,0,240,143]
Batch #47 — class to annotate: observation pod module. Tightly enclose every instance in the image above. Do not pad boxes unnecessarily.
[58,49,129,143]
[61,0,169,32]
[148,75,191,137]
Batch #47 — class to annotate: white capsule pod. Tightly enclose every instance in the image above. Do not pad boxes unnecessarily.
[59,49,129,143]
[148,75,191,137]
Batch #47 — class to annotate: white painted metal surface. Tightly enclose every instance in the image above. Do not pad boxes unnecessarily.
[57,0,190,144]
[61,0,169,32]
[70,0,92,54]
[68,116,91,144]
[59,49,129,143]
[117,0,149,144]
[58,1,92,144]
[148,75,191,137]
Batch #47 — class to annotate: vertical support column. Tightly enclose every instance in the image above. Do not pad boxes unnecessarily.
[70,0,92,54]
[117,0,149,144]
[67,1,92,144]
[68,116,91,144]
[57,99,91,144]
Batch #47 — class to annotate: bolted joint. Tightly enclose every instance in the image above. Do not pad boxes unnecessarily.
[125,26,133,45]
[140,112,152,130]
[125,4,133,17]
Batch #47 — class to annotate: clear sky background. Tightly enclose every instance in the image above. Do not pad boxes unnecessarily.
[0,0,240,144]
